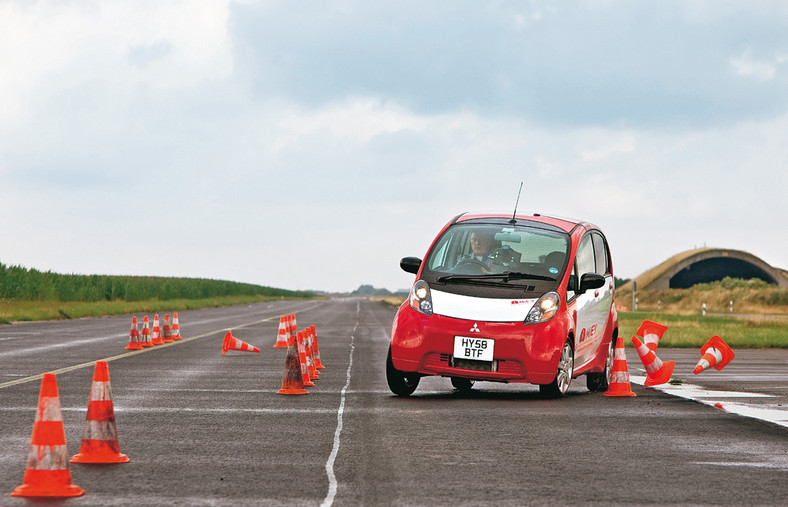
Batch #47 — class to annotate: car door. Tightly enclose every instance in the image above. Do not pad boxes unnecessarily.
[572,232,609,369]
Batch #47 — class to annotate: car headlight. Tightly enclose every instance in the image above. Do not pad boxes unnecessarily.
[525,292,560,324]
[409,280,433,316]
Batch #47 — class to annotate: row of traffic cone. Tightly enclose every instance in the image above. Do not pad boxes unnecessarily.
[219,313,325,395]
[604,319,735,397]
[11,361,127,498]
[125,313,183,350]
[275,315,325,395]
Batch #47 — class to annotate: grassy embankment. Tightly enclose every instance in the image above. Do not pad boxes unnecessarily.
[375,278,788,348]
[0,262,315,324]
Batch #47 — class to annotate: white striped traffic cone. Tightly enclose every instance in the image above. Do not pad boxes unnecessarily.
[636,320,668,353]
[632,336,675,386]
[694,336,735,374]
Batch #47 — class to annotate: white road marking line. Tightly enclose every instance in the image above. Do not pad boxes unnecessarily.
[630,375,787,429]
[322,301,359,507]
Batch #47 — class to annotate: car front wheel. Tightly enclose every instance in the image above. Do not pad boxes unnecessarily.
[386,346,420,397]
[540,339,574,398]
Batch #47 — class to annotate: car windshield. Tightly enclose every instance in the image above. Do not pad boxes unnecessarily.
[424,222,570,284]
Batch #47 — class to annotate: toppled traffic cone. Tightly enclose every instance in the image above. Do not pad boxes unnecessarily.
[140,315,154,348]
[171,312,183,341]
[11,373,85,498]
[311,325,325,370]
[70,361,129,464]
[151,314,164,346]
[604,336,636,397]
[277,330,308,395]
[273,315,289,348]
[694,335,735,374]
[222,330,260,355]
[296,331,315,387]
[632,336,675,386]
[636,320,668,352]
[124,316,142,350]
[161,314,173,343]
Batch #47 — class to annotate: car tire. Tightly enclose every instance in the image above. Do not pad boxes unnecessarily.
[386,345,420,397]
[586,336,615,392]
[450,377,474,393]
[539,339,574,398]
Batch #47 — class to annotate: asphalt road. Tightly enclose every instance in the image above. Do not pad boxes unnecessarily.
[1,298,786,506]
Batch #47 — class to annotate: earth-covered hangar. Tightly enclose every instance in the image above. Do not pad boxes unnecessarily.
[624,247,788,290]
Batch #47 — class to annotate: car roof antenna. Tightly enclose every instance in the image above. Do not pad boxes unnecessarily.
[508,181,523,224]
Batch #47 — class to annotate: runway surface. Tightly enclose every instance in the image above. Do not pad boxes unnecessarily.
[1,298,786,506]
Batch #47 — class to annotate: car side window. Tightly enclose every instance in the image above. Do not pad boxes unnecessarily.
[576,234,596,276]
[591,232,609,275]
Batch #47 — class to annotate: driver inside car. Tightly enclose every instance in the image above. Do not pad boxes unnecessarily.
[455,230,509,272]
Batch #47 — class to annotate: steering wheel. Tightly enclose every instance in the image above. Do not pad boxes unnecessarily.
[453,258,490,275]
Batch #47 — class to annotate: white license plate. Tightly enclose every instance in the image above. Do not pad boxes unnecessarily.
[453,336,494,362]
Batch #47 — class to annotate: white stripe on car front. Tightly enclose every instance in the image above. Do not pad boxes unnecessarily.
[431,289,537,322]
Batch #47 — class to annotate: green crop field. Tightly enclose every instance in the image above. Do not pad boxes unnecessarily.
[0,262,316,324]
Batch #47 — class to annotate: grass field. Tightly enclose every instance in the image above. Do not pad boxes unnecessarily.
[0,294,315,325]
[618,311,787,349]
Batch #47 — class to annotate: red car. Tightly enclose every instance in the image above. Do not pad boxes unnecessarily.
[387,212,618,397]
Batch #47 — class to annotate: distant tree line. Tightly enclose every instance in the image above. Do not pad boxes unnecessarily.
[0,262,312,302]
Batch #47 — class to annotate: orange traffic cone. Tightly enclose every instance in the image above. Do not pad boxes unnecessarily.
[296,331,315,387]
[311,325,325,369]
[694,335,735,374]
[171,312,183,341]
[290,314,298,336]
[222,330,260,355]
[636,320,668,352]
[604,336,636,397]
[70,361,129,464]
[273,316,289,348]
[161,314,173,343]
[124,316,142,350]
[140,315,154,348]
[305,327,319,381]
[151,313,164,346]
[278,330,308,395]
[11,373,85,498]
[632,336,675,386]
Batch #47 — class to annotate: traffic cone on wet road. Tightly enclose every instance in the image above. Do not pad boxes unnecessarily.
[162,314,173,343]
[171,312,183,341]
[273,316,289,348]
[124,316,142,350]
[222,331,260,355]
[636,320,668,353]
[311,325,325,370]
[140,315,154,348]
[151,314,164,346]
[604,336,636,397]
[632,336,675,386]
[70,361,129,464]
[277,330,308,395]
[297,331,315,387]
[11,373,85,498]
[694,336,735,374]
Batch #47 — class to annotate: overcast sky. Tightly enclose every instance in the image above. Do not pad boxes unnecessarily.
[2,1,787,293]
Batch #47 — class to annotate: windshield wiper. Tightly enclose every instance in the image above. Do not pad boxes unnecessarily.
[437,271,554,283]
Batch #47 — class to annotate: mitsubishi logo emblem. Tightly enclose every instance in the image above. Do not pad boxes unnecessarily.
[470,323,480,333]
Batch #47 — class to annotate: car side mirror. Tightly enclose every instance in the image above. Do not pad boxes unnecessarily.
[578,273,605,294]
[400,257,422,275]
